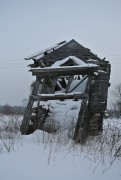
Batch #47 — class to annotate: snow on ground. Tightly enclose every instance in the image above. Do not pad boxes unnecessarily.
[0,115,121,180]
[103,117,121,129]
[39,99,81,129]
[0,130,121,180]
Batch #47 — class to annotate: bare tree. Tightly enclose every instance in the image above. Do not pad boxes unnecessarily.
[112,83,121,117]
[0,114,22,153]
[1,104,13,115]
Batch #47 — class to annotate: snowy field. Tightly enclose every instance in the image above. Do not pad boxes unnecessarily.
[0,114,121,180]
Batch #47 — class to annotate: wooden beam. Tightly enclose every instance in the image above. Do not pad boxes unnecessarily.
[20,77,41,134]
[66,76,74,93]
[30,92,84,101]
[73,76,92,143]
[30,66,99,77]
[73,97,88,143]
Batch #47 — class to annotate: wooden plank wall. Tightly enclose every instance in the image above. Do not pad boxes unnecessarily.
[86,63,111,135]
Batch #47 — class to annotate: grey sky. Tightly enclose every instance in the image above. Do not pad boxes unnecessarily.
[0,0,121,105]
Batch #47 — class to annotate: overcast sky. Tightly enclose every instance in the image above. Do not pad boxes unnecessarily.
[0,0,121,105]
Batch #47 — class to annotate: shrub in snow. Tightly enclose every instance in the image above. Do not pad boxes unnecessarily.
[0,115,22,152]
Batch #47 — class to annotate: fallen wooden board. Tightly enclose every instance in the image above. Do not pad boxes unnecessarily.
[30,92,85,101]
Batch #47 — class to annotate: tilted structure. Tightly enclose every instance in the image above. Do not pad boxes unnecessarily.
[20,39,111,142]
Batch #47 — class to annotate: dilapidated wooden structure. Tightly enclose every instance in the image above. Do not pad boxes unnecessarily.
[20,39,111,142]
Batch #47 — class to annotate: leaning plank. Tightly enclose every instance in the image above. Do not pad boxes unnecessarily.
[30,92,84,101]
[20,77,41,134]
[30,66,99,77]
[66,75,74,93]
[73,97,88,143]
[73,76,92,143]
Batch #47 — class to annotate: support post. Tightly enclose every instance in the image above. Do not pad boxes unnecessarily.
[66,76,74,93]
[73,76,92,143]
[20,77,41,134]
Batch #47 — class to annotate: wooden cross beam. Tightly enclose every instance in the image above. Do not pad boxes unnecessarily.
[30,92,84,101]
[30,66,99,77]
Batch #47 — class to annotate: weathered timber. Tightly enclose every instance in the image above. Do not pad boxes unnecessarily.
[96,74,110,80]
[50,77,58,93]
[86,70,110,134]
[73,76,92,143]
[30,66,99,77]
[20,77,41,134]
[29,76,57,133]
[40,77,58,94]
[88,114,103,135]
[36,106,49,129]
[28,59,45,68]
[26,105,51,134]
[29,107,57,134]
[30,92,84,101]
[66,76,74,93]
[37,60,45,68]
[41,77,53,94]
[30,76,58,131]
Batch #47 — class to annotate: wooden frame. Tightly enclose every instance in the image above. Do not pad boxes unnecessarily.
[30,66,99,76]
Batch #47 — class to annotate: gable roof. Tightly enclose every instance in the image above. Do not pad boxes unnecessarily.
[25,39,106,66]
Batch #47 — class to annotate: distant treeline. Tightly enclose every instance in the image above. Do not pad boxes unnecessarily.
[0,104,25,115]
[0,104,120,118]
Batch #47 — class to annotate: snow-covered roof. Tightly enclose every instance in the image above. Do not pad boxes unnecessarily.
[51,56,86,67]
[25,39,106,66]
[25,41,67,60]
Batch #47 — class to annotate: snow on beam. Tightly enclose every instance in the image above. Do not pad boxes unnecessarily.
[51,56,86,67]
[30,65,99,77]
[30,92,85,101]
